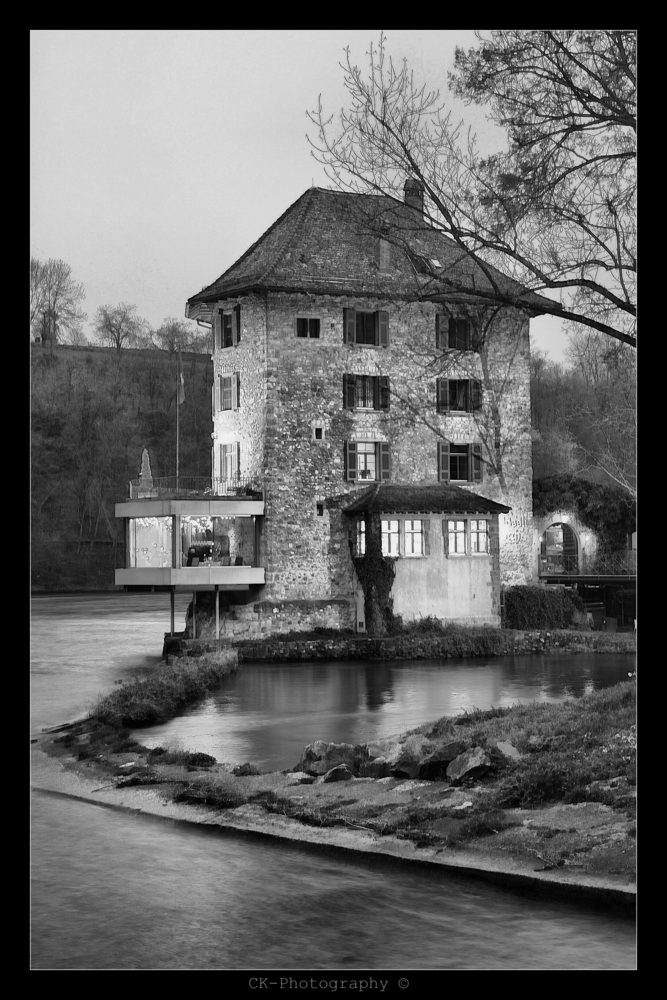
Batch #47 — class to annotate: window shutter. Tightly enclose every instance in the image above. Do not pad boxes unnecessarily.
[472,443,483,482]
[232,373,239,410]
[435,313,441,349]
[471,379,483,411]
[373,377,380,410]
[471,326,483,352]
[211,384,216,418]
[345,441,357,481]
[423,518,431,556]
[438,441,450,482]
[379,442,391,481]
[214,312,221,352]
[344,308,356,344]
[234,305,241,345]
[437,378,449,413]
[343,374,355,409]
[463,320,471,351]
[377,311,389,347]
[448,317,457,349]
[442,519,449,557]
[234,441,241,479]
[379,376,390,410]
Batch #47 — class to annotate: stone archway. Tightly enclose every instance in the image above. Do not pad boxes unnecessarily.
[540,522,579,574]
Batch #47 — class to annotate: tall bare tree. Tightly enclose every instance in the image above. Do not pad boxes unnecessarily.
[30,257,87,344]
[93,302,148,353]
[308,31,636,348]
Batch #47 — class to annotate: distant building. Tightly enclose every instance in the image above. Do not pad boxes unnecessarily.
[116,182,554,636]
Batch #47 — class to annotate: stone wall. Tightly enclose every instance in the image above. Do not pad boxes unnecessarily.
[210,289,534,617]
[185,594,356,641]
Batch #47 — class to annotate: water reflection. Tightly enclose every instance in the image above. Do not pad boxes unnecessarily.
[133,654,634,773]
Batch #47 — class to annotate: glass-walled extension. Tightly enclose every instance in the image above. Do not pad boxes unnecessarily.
[180,515,256,567]
[129,517,173,568]
[126,515,258,569]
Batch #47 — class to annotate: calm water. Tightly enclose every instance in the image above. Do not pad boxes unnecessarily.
[31,593,636,970]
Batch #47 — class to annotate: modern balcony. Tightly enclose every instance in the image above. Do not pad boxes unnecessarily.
[115,477,265,591]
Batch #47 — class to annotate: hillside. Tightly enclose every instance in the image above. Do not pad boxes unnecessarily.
[31,342,213,590]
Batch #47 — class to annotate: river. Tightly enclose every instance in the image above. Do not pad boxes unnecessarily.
[30,593,636,970]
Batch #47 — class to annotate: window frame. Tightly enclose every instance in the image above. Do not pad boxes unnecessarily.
[220,441,240,482]
[404,519,424,556]
[381,519,400,556]
[343,374,390,411]
[343,308,389,348]
[215,305,241,350]
[436,378,483,413]
[435,314,479,352]
[438,441,483,483]
[218,372,240,412]
[345,440,391,482]
[296,316,321,339]
[444,517,490,556]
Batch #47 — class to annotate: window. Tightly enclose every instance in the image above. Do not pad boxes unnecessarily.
[345,441,391,482]
[404,519,423,555]
[215,305,241,349]
[220,442,240,481]
[314,427,323,440]
[218,373,240,411]
[436,315,477,351]
[436,379,483,413]
[382,520,400,555]
[438,441,483,483]
[470,519,489,553]
[296,317,320,338]
[445,518,489,555]
[356,519,366,555]
[316,503,324,517]
[343,308,389,347]
[448,520,467,553]
[343,374,390,410]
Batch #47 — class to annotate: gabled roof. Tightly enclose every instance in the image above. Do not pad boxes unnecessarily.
[342,483,511,516]
[186,187,554,315]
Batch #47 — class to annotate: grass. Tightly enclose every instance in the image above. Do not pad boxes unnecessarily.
[92,650,237,728]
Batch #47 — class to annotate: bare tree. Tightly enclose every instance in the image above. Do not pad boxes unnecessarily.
[30,257,87,344]
[307,31,636,348]
[93,303,148,353]
[150,317,211,355]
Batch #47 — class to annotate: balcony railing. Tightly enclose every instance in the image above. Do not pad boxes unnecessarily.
[539,551,637,577]
[128,476,263,501]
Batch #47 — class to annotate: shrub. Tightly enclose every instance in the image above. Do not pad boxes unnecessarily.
[503,585,584,630]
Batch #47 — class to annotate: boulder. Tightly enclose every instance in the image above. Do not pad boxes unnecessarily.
[322,764,354,783]
[446,747,491,784]
[494,741,522,761]
[299,741,360,776]
[419,739,468,780]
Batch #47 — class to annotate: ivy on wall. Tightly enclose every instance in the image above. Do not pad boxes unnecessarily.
[352,513,396,635]
[533,476,635,552]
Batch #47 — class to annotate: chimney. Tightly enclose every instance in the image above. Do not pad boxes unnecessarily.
[404,178,424,215]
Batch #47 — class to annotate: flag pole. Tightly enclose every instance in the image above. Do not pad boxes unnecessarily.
[176,348,185,483]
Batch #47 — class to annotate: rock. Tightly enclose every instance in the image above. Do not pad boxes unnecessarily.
[298,741,360,776]
[419,739,468,779]
[446,747,491,784]
[322,764,354,783]
[494,741,523,761]
[452,800,474,810]
[284,772,316,786]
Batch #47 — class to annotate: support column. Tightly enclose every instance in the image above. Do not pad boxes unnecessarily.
[170,587,175,637]
[215,585,220,640]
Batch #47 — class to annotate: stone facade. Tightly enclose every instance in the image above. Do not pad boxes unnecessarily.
[188,185,546,633]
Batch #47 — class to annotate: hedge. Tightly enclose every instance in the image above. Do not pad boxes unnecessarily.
[503,585,585,630]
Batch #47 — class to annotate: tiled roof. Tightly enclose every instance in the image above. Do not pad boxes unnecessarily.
[187,187,554,314]
[342,483,511,515]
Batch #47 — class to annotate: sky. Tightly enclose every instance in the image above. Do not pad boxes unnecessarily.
[30,29,567,361]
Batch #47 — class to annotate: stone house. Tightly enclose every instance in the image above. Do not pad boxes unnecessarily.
[116,182,553,637]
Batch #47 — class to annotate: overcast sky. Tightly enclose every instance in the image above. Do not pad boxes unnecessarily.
[30,29,566,360]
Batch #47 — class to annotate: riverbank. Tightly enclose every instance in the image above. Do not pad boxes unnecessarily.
[165,626,636,662]
[33,662,636,910]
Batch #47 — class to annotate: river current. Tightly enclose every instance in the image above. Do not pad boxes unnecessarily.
[31,593,636,970]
